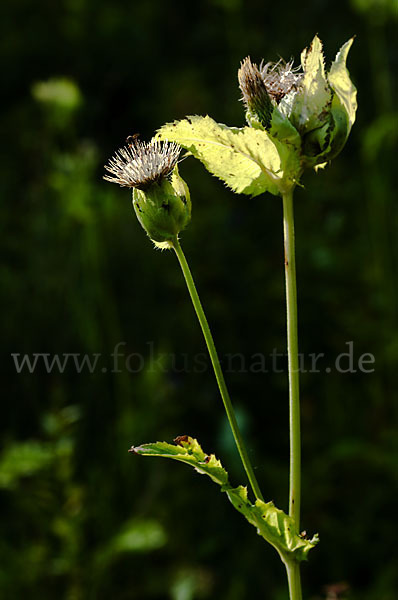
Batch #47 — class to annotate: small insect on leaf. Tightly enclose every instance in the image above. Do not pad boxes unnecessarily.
[131,437,319,562]
[299,530,307,538]
[173,435,190,446]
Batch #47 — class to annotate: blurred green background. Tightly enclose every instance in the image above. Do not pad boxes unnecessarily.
[1,0,397,598]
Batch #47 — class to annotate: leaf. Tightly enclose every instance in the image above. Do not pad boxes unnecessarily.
[226,486,319,562]
[302,93,351,168]
[328,37,357,133]
[131,436,318,562]
[130,436,229,486]
[291,35,332,133]
[157,115,300,196]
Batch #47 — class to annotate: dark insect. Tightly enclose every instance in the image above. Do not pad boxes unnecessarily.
[126,133,140,147]
[174,435,189,446]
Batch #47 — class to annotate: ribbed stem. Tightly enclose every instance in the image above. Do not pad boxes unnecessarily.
[282,189,301,527]
[282,188,302,600]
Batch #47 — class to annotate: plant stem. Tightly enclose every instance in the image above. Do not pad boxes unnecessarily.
[282,188,302,600]
[282,188,301,528]
[171,235,264,502]
[285,559,302,600]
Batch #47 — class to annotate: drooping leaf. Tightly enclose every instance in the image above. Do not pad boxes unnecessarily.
[157,115,300,196]
[291,35,332,133]
[226,485,319,562]
[328,37,357,133]
[131,436,318,561]
[130,436,228,486]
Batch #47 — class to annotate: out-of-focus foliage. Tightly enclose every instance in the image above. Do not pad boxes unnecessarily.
[0,0,397,599]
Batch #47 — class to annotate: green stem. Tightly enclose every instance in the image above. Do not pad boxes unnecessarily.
[283,188,301,525]
[285,560,302,600]
[282,188,302,600]
[171,235,263,502]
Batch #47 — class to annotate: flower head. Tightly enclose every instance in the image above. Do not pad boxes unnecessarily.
[238,56,305,131]
[104,139,181,190]
[237,36,357,169]
[260,59,303,104]
[238,57,273,129]
[156,35,357,199]
[104,137,191,247]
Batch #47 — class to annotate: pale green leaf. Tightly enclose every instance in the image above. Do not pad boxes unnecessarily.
[226,486,319,562]
[328,37,357,133]
[157,115,300,196]
[131,436,229,486]
[131,436,318,561]
[292,35,332,133]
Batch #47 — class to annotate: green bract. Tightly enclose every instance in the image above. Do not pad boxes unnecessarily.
[157,36,357,194]
[133,166,191,246]
[131,436,319,563]
[290,36,357,167]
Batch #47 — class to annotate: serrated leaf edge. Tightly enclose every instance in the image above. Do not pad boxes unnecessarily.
[131,437,318,562]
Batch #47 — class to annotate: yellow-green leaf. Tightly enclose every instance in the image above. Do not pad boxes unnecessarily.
[226,485,319,562]
[130,436,229,486]
[328,37,357,133]
[131,436,318,562]
[157,115,300,196]
[292,35,332,133]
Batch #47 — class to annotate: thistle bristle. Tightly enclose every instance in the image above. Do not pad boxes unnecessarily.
[104,139,181,189]
[260,59,303,104]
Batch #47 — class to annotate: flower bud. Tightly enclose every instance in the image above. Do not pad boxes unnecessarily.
[238,57,273,129]
[132,166,191,245]
[104,138,191,247]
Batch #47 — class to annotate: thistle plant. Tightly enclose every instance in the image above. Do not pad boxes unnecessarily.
[104,35,357,599]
